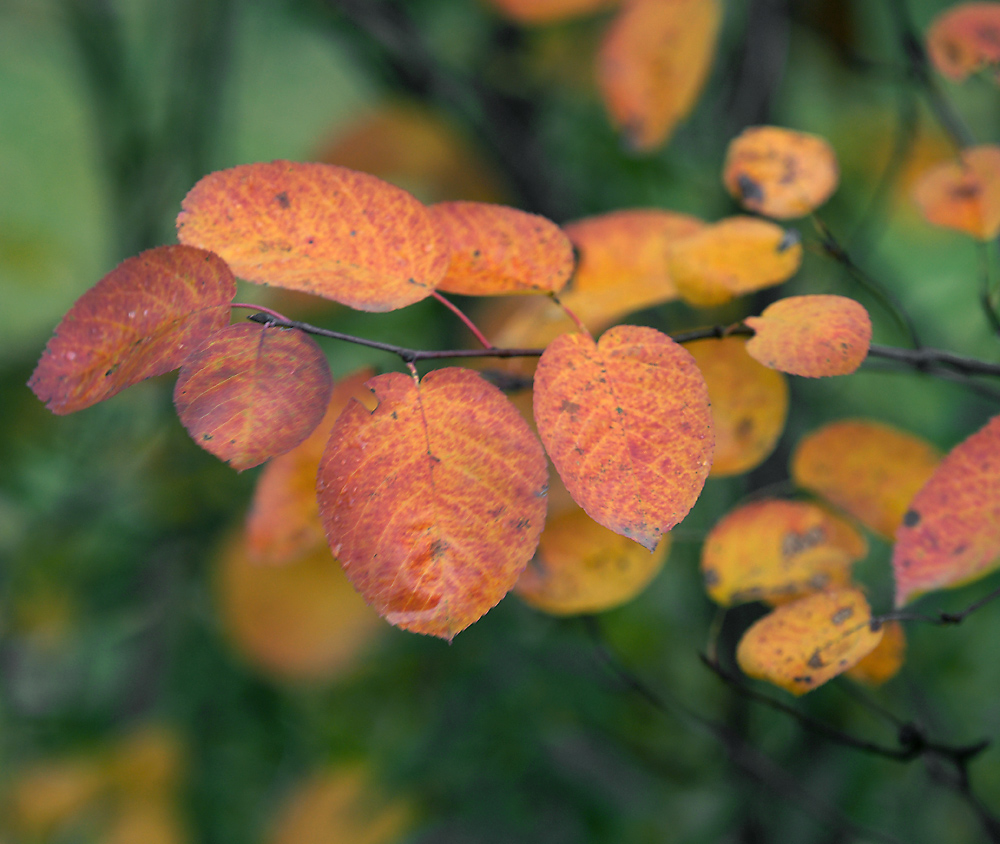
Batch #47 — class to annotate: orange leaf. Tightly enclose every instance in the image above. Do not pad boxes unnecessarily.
[268,767,412,844]
[893,414,1000,606]
[28,246,235,415]
[317,103,507,204]
[176,161,451,311]
[484,0,620,24]
[686,337,789,476]
[723,125,839,219]
[846,619,905,686]
[317,368,548,640]
[744,295,871,377]
[246,369,377,564]
[912,145,1000,240]
[216,534,383,681]
[174,323,332,471]
[669,216,803,307]
[791,419,941,540]
[533,325,713,550]
[561,208,705,325]
[430,201,574,296]
[516,507,669,614]
[701,500,867,606]
[927,2,1000,82]
[736,588,884,695]
[597,0,721,151]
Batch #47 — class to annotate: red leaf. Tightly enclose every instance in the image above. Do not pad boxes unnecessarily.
[317,368,548,640]
[533,325,713,550]
[926,2,1000,82]
[176,161,451,311]
[744,295,872,377]
[893,414,1000,606]
[430,201,574,296]
[28,246,235,414]
[174,323,332,471]
[912,145,1000,240]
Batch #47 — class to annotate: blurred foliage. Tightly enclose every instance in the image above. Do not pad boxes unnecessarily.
[3,0,1000,842]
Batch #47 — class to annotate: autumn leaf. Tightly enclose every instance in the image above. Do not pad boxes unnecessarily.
[268,767,412,844]
[686,337,789,476]
[516,507,669,614]
[669,216,803,307]
[846,620,905,686]
[561,208,705,325]
[744,295,872,377]
[736,588,884,695]
[926,2,1000,82]
[597,0,721,151]
[430,201,574,296]
[893,414,1000,607]
[533,325,713,551]
[701,500,867,607]
[174,323,332,471]
[246,369,377,564]
[317,103,507,204]
[317,368,548,640]
[912,145,1000,240]
[723,126,840,219]
[28,246,235,414]
[216,533,383,681]
[104,726,184,801]
[176,161,451,311]
[7,757,107,837]
[100,799,185,844]
[791,419,941,540]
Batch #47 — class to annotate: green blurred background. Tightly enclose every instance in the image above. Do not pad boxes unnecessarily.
[3,0,1000,842]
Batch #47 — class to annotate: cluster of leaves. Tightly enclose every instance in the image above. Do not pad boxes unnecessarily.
[24,0,1000,713]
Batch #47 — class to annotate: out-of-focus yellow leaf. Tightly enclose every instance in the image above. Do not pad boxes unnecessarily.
[723,125,839,219]
[701,499,867,606]
[736,588,883,695]
[744,295,871,377]
[7,757,106,837]
[846,620,905,686]
[516,507,669,614]
[912,145,1000,240]
[597,0,721,151]
[105,725,184,801]
[100,799,185,844]
[216,534,383,681]
[791,419,941,540]
[268,767,412,844]
[687,337,789,476]
[669,217,802,307]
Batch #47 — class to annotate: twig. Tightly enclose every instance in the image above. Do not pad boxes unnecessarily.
[879,582,1000,627]
[431,291,494,349]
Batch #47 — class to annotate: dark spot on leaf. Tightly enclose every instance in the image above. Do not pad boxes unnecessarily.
[202,434,213,441]
[559,399,581,416]
[390,411,398,420]
[807,650,825,669]
[782,526,825,558]
[350,230,357,237]
[275,191,290,208]
[429,538,449,560]
[869,618,882,632]
[737,173,764,203]
[831,606,854,625]
[794,675,813,684]
[777,229,801,252]
[703,568,719,587]
[902,509,920,527]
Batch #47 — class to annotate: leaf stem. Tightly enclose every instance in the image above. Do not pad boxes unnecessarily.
[550,293,592,340]
[431,290,494,349]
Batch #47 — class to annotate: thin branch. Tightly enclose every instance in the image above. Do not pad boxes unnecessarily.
[867,344,1000,377]
[878,582,1000,627]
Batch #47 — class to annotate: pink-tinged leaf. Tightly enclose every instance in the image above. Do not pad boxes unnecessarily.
[893,414,1000,607]
[744,295,872,377]
[317,368,548,640]
[28,246,236,414]
[176,161,451,311]
[926,2,1000,82]
[533,325,714,551]
[430,201,574,296]
[174,323,332,471]
[912,146,1000,240]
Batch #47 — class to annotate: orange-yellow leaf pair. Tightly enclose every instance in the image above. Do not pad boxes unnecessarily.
[737,588,884,695]
[28,245,236,414]
[317,368,548,640]
[533,325,713,551]
[745,295,872,377]
[893,413,1000,606]
[669,216,803,307]
[723,125,840,219]
[927,2,1000,82]
[702,500,867,606]
[913,145,1000,240]
[792,419,941,540]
